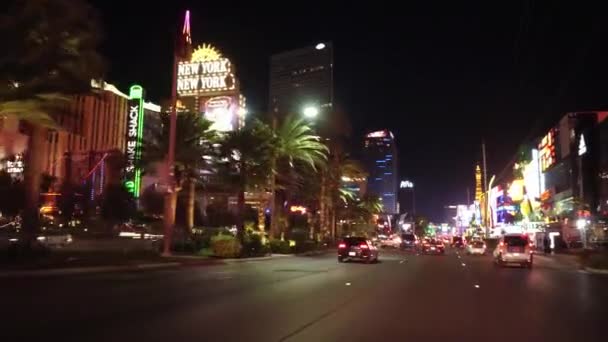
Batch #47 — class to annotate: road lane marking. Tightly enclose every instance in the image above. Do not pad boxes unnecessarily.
[461,263,466,267]
[345,282,351,286]
[474,284,480,288]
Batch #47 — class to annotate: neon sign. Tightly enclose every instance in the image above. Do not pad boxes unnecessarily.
[289,205,307,214]
[177,44,236,96]
[538,129,556,171]
[124,85,145,197]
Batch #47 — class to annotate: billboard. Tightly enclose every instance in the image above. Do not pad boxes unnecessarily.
[201,96,237,132]
[124,85,145,197]
[538,129,556,171]
[177,44,236,96]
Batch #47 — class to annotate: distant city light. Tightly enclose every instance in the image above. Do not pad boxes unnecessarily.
[316,43,326,50]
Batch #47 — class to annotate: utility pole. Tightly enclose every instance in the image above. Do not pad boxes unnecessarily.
[482,140,489,237]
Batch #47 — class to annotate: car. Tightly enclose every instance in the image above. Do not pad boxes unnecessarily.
[466,240,486,255]
[452,236,465,249]
[421,238,445,255]
[400,233,418,250]
[379,234,401,248]
[493,234,533,268]
[338,237,379,263]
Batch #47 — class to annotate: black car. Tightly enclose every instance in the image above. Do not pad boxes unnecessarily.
[338,237,379,263]
[452,236,465,248]
[400,233,418,250]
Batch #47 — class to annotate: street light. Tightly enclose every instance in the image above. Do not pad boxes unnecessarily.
[303,106,319,119]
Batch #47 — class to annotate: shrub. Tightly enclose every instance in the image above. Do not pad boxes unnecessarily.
[270,240,293,254]
[211,236,242,258]
[242,233,270,257]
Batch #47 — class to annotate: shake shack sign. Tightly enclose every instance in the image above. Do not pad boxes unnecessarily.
[124,85,145,197]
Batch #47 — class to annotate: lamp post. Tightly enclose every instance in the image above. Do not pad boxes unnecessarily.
[576,218,588,249]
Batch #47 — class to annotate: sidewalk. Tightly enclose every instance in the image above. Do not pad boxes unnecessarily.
[534,252,581,269]
[0,251,326,278]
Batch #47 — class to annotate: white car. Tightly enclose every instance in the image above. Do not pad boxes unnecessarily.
[493,234,533,268]
[379,235,401,248]
[466,240,486,255]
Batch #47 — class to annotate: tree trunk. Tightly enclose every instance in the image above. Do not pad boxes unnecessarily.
[269,168,278,239]
[319,173,326,237]
[236,183,246,242]
[22,124,47,246]
[257,204,265,232]
[162,190,177,256]
[330,206,337,240]
[185,178,195,235]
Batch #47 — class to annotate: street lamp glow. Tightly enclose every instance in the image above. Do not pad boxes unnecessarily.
[576,219,587,230]
[303,106,319,119]
[315,43,326,50]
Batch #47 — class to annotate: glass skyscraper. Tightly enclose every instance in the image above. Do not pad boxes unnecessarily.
[363,130,398,214]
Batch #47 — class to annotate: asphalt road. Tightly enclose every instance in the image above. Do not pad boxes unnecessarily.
[2,249,607,342]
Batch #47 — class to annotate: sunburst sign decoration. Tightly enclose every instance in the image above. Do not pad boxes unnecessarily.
[191,44,222,62]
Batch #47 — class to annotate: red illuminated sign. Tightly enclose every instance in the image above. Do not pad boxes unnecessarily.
[538,129,556,171]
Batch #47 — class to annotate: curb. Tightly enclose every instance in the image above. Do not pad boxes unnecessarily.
[584,267,608,275]
[0,262,181,278]
[223,254,293,263]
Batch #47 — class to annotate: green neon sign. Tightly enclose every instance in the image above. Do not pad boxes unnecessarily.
[124,85,145,198]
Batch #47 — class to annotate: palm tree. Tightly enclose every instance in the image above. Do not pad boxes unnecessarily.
[321,153,367,238]
[144,111,216,235]
[221,119,274,239]
[270,115,329,238]
[0,0,104,243]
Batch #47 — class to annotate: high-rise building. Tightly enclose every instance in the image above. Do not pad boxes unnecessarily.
[269,42,333,118]
[363,130,398,214]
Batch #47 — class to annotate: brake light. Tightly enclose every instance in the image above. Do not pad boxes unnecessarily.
[359,243,369,249]
[338,243,346,249]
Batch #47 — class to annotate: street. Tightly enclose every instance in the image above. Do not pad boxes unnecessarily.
[2,249,607,342]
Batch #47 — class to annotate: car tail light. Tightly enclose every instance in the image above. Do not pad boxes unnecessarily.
[338,243,346,249]
[359,243,369,249]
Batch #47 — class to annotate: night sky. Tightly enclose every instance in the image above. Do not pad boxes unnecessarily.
[90,1,608,221]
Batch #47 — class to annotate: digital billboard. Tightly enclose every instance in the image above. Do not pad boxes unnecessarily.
[124,85,145,197]
[538,129,556,171]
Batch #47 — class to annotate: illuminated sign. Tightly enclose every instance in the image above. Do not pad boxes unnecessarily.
[203,96,235,132]
[177,44,236,96]
[4,154,24,175]
[508,179,524,202]
[538,129,556,171]
[578,134,587,156]
[366,130,388,138]
[124,85,145,197]
[400,180,414,189]
[290,205,307,214]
